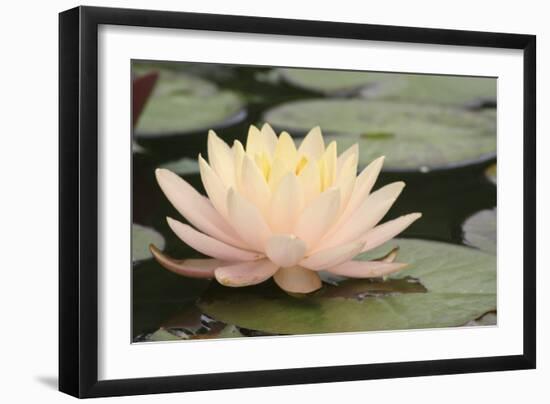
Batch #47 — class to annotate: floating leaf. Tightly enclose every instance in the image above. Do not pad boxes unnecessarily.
[486,164,497,185]
[160,157,200,175]
[264,100,496,171]
[198,239,496,335]
[463,209,496,254]
[134,68,245,137]
[277,68,382,95]
[367,73,496,107]
[132,224,165,262]
[277,69,496,107]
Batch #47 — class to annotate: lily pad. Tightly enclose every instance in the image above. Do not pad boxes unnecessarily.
[486,164,497,185]
[132,224,165,262]
[198,239,496,335]
[277,68,382,95]
[276,69,495,107]
[134,68,245,137]
[463,209,496,254]
[160,157,200,175]
[368,73,496,107]
[264,100,496,171]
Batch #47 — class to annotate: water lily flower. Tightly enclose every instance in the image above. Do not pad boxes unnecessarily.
[150,124,421,294]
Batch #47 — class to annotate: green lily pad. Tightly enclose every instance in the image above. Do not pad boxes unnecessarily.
[370,73,496,107]
[160,157,200,175]
[463,209,496,254]
[198,239,496,335]
[263,100,496,171]
[132,224,165,262]
[486,164,497,184]
[134,68,245,137]
[277,68,382,95]
[276,69,495,107]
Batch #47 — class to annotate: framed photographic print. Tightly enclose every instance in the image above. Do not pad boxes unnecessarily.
[59,6,536,398]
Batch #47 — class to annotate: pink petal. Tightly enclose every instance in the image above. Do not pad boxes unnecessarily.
[273,266,322,294]
[265,234,307,268]
[150,244,223,279]
[155,168,246,248]
[215,259,279,287]
[327,260,408,278]
[316,181,405,251]
[226,189,272,252]
[167,217,262,262]
[294,188,340,250]
[361,213,422,253]
[300,240,364,270]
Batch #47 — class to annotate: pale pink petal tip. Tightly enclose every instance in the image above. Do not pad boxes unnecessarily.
[273,266,322,294]
[215,259,279,287]
[149,244,223,279]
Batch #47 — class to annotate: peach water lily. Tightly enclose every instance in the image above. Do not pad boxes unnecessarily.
[150,124,421,294]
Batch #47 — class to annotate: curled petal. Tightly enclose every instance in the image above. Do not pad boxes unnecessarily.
[273,266,322,294]
[215,259,279,287]
[265,234,307,268]
[167,217,262,262]
[155,168,245,248]
[361,213,422,252]
[150,244,223,279]
[301,240,364,270]
[326,260,408,278]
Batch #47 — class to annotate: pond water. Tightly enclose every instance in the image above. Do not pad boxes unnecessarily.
[131,62,497,342]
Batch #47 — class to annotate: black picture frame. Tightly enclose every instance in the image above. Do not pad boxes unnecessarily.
[59,5,536,398]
